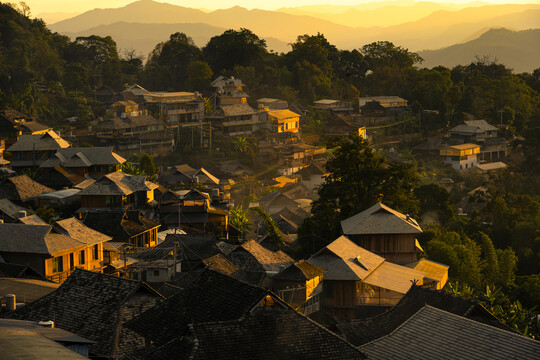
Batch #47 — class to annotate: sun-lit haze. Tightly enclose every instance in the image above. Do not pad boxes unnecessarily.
[25,0,540,16]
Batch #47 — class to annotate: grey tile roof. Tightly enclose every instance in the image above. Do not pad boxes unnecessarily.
[274,260,326,281]
[7,130,70,152]
[464,119,498,132]
[147,307,367,360]
[0,223,85,254]
[97,115,163,131]
[0,175,54,202]
[81,211,160,239]
[335,285,511,346]
[0,198,26,220]
[40,147,125,168]
[125,270,277,346]
[54,217,112,246]
[4,269,164,359]
[360,305,540,359]
[0,262,47,280]
[79,171,159,196]
[341,202,422,235]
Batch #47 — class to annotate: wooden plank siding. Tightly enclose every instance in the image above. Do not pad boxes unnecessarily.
[349,234,418,265]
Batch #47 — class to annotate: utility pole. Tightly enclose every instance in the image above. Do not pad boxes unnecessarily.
[209,122,212,150]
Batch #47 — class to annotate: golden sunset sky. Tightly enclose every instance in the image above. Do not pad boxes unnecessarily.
[25,0,540,16]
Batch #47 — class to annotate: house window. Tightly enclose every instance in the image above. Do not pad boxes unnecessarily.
[79,250,85,264]
[153,270,160,277]
[52,256,63,273]
[93,244,99,260]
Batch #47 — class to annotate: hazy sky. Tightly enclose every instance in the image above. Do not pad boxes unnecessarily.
[25,0,540,15]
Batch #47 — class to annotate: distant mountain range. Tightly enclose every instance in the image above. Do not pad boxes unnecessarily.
[419,28,540,73]
[47,0,540,71]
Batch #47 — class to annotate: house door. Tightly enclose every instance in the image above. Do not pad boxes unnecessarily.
[69,253,74,270]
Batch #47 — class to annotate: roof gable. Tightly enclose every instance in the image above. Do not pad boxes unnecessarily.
[341,202,422,235]
[54,217,112,245]
[0,223,84,254]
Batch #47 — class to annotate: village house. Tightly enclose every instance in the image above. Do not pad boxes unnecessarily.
[7,130,70,170]
[471,161,508,176]
[0,174,54,206]
[478,137,508,162]
[78,171,159,210]
[335,284,511,347]
[273,260,326,315]
[360,306,540,359]
[125,269,289,348]
[144,91,205,127]
[0,223,109,283]
[448,119,498,143]
[159,189,229,235]
[206,103,259,136]
[4,269,164,359]
[35,165,86,190]
[158,164,231,197]
[39,146,126,177]
[81,210,160,247]
[341,202,424,265]
[95,111,174,157]
[440,143,481,171]
[261,108,301,134]
[156,233,223,272]
[0,198,26,223]
[307,236,430,319]
[358,96,408,109]
[258,190,301,215]
[211,76,248,106]
[294,163,327,192]
[144,307,367,360]
[325,115,367,138]
[121,84,151,103]
[0,109,50,148]
[313,99,354,116]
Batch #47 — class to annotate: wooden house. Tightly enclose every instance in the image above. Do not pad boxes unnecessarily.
[404,258,449,290]
[358,96,407,109]
[258,191,300,215]
[0,174,54,206]
[227,240,294,278]
[81,210,160,247]
[307,236,425,319]
[0,223,109,283]
[341,202,423,265]
[78,171,159,210]
[262,109,301,134]
[39,147,126,177]
[294,163,327,192]
[448,119,498,143]
[7,130,70,170]
[143,91,205,127]
[273,260,326,315]
[206,104,259,136]
[325,115,367,138]
[211,76,248,106]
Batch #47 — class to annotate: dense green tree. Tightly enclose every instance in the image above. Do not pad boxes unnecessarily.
[203,28,267,73]
[185,60,213,91]
[229,206,252,239]
[296,135,419,255]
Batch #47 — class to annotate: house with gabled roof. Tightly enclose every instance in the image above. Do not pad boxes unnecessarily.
[4,269,164,359]
[0,198,26,222]
[448,119,498,143]
[78,171,159,210]
[0,223,108,283]
[334,284,510,346]
[341,202,424,265]
[360,305,540,359]
[207,104,259,136]
[143,307,367,360]
[227,239,294,277]
[0,174,54,205]
[125,269,289,348]
[7,130,70,170]
[307,236,426,319]
[36,165,86,190]
[39,147,125,177]
[81,210,160,247]
[262,108,301,134]
[274,260,326,315]
[258,190,300,215]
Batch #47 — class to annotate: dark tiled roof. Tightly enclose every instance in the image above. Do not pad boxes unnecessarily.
[40,147,125,168]
[202,254,239,276]
[0,223,84,254]
[360,305,540,359]
[82,211,160,239]
[0,198,26,219]
[54,217,112,245]
[150,308,366,360]
[335,285,510,346]
[36,166,85,188]
[274,260,326,281]
[154,283,183,299]
[3,269,163,359]
[125,270,274,346]
[0,175,54,202]
[158,234,221,262]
